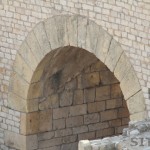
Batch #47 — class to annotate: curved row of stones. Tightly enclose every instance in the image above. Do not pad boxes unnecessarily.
[9,15,146,121]
[79,120,150,150]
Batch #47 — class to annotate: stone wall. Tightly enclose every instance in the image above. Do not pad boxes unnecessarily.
[25,57,129,149]
[0,0,149,149]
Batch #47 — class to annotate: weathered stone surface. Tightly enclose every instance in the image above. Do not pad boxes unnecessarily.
[84,113,99,124]
[27,99,38,112]
[77,17,88,49]
[120,67,141,100]
[88,122,109,131]
[91,61,108,72]
[84,88,95,103]
[88,101,105,113]
[60,90,73,107]
[111,83,123,98]
[19,41,38,71]
[61,142,78,150]
[14,54,33,83]
[73,90,84,105]
[100,70,118,85]
[127,90,146,115]
[105,39,123,72]
[53,119,66,130]
[8,92,27,112]
[21,112,39,135]
[55,128,72,137]
[33,21,51,55]
[9,72,29,100]
[85,21,100,52]
[66,116,83,128]
[62,135,77,144]
[53,107,69,119]
[73,126,88,134]
[78,132,95,140]
[26,31,43,63]
[5,131,38,150]
[95,28,112,63]
[44,16,69,50]
[101,110,118,121]
[38,131,55,141]
[67,15,78,47]
[69,104,87,117]
[96,86,110,101]
[82,72,100,88]
[39,138,62,148]
[39,94,59,110]
[39,109,52,132]
[28,82,42,99]
[106,98,123,109]
[114,52,132,81]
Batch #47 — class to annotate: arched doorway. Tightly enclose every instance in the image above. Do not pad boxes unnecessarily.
[5,15,146,149]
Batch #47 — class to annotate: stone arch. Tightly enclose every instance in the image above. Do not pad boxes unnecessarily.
[9,15,146,121]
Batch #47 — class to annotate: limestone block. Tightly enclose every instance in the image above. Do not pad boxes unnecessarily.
[96,86,110,101]
[78,132,95,140]
[9,72,29,100]
[4,131,38,150]
[82,72,100,88]
[38,131,55,141]
[73,90,84,104]
[111,83,123,98]
[69,104,87,117]
[19,41,38,71]
[127,90,146,115]
[39,94,59,110]
[118,107,129,118]
[62,142,78,150]
[55,128,72,137]
[73,126,88,134]
[66,116,83,128]
[84,88,95,103]
[26,31,43,63]
[14,54,33,83]
[101,110,118,121]
[60,90,73,107]
[39,109,52,132]
[130,111,147,121]
[44,16,69,50]
[106,98,123,109]
[85,21,100,53]
[88,101,105,113]
[84,113,99,124]
[26,135,38,150]
[95,28,112,63]
[96,128,115,138]
[53,119,66,130]
[78,140,92,150]
[91,61,108,72]
[88,122,109,131]
[100,70,118,85]
[27,82,42,99]
[114,52,132,81]
[77,16,88,49]
[53,107,69,119]
[33,21,51,55]
[62,135,77,144]
[31,69,43,84]
[105,39,123,72]
[27,99,39,112]
[120,66,141,100]
[67,15,78,47]
[39,138,62,148]
[8,92,27,112]
[20,112,39,135]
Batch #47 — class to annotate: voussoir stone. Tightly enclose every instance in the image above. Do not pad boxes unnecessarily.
[33,21,51,55]
[105,39,123,72]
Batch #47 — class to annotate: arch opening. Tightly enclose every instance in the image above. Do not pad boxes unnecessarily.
[21,46,130,149]
[5,15,147,150]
